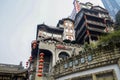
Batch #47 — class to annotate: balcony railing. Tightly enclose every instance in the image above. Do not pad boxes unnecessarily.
[87,27,105,33]
[87,20,106,27]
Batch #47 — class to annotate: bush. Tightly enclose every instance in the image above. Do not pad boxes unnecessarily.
[99,30,120,44]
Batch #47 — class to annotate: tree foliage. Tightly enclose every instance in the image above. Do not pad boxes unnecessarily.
[99,30,120,44]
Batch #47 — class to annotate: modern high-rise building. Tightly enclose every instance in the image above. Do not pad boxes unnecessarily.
[101,0,120,21]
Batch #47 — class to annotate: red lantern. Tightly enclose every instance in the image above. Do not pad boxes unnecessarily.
[31,40,37,49]
[29,56,32,61]
[32,40,37,44]
[30,56,32,58]
[39,56,44,59]
[37,73,42,77]
[30,57,32,59]
[38,65,43,69]
[39,63,43,66]
[32,44,37,49]
[39,59,44,62]
[33,43,37,46]
[40,53,44,56]
[26,62,28,65]
[38,69,42,73]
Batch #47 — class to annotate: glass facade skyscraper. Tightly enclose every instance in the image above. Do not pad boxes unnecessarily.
[101,0,120,21]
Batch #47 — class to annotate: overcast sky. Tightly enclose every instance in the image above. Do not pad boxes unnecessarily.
[0,0,104,67]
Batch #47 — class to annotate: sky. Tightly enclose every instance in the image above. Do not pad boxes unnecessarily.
[0,0,104,67]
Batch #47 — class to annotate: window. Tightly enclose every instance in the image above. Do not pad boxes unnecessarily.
[64,63,68,69]
[74,60,79,65]
[88,55,92,62]
[59,52,69,59]
[70,29,73,33]
[80,58,85,63]
[69,61,73,67]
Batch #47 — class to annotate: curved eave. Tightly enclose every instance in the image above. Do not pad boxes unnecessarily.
[0,69,27,74]
[37,24,63,34]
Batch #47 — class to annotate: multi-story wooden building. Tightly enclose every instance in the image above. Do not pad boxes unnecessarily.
[74,5,114,44]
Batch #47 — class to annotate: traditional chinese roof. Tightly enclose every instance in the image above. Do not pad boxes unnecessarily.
[0,63,27,74]
[37,24,63,34]
[36,24,63,39]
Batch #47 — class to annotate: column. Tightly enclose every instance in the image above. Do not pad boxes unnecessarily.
[92,74,97,80]
[52,52,56,66]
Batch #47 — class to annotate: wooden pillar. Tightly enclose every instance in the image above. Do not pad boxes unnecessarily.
[92,74,97,80]
[86,30,91,43]
[104,19,108,32]
[84,15,87,20]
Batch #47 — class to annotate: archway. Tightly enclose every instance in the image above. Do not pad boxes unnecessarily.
[59,52,70,59]
[39,49,53,75]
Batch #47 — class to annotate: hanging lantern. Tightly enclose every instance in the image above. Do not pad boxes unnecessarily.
[38,69,42,73]
[39,59,44,62]
[37,73,42,77]
[37,52,44,77]
[30,56,32,59]
[33,43,37,49]
[29,56,32,61]
[40,53,44,56]
[32,44,36,49]
[26,61,28,65]
[32,40,37,45]
[39,63,43,66]
[30,57,32,60]
[32,40,37,44]
[39,56,44,59]
[31,40,37,49]
[38,65,43,69]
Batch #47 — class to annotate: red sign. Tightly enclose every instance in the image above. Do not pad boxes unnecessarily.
[56,45,72,50]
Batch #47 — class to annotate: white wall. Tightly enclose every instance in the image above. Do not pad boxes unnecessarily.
[56,64,120,80]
